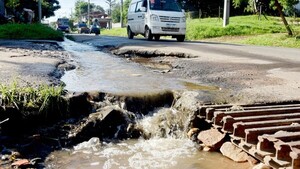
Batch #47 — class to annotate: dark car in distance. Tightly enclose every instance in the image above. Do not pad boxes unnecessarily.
[77,22,90,34]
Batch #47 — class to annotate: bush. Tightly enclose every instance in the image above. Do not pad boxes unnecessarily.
[0,23,64,41]
[0,82,67,120]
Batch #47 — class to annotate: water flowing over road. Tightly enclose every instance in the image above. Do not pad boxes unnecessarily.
[60,39,184,94]
[50,39,249,169]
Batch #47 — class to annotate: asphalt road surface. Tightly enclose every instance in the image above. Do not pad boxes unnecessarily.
[69,34,300,103]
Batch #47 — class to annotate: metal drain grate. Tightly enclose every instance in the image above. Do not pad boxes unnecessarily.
[199,103,300,169]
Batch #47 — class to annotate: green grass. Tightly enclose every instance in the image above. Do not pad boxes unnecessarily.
[0,82,67,119]
[101,27,128,37]
[186,15,290,39]
[0,23,64,41]
[233,33,300,48]
[101,15,300,48]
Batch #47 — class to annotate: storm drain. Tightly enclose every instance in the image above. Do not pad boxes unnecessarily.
[199,103,300,169]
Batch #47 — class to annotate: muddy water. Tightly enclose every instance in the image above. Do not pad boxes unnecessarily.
[45,107,249,169]
[54,40,247,169]
[60,39,184,94]
[46,138,248,169]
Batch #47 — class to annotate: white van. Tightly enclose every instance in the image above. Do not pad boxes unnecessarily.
[127,0,186,42]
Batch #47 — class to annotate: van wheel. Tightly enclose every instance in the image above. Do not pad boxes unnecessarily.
[176,35,185,42]
[127,27,134,39]
[154,35,160,41]
[145,27,153,41]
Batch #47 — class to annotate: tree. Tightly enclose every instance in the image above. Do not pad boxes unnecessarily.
[178,0,223,17]
[74,0,105,21]
[112,0,130,24]
[233,0,298,35]
[111,2,120,23]
[123,0,130,23]
[106,0,116,16]
[5,0,60,21]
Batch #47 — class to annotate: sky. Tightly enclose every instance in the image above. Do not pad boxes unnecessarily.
[48,0,109,22]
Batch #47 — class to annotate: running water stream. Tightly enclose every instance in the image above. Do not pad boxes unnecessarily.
[60,39,184,94]
[48,40,250,169]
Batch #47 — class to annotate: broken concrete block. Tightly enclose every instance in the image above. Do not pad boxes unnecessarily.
[197,128,225,150]
[220,142,249,163]
[252,163,271,169]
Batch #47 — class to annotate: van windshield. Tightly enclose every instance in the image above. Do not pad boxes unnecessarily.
[149,0,182,12]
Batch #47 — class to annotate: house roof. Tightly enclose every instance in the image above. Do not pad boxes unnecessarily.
[82,11,108,18]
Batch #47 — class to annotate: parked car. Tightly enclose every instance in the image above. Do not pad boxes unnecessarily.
[56,18,70,33]
[77,22,90,34]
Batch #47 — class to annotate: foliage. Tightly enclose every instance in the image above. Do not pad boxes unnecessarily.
[179,0,221,12]
[5,0,61,22]
[186,15,288,39]
[101,15,300,48]
[123,0,131,23]
[111,0,130,24]
[177,0,250,17]
[101,27,127,36]
[73,0,105,21]
[0,82,67,119]
[106,0,116,16]
[112,3,121,23]
[237,33,300,48]
[0,23,64,41]
[232,0,299,14]
[232,0,298,35]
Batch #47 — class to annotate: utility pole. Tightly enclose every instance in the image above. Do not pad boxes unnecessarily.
[223,0,230,27]
[70,8,73,18]
[120,0,123,27]
[38,0,42,23]
[88,0,90,26]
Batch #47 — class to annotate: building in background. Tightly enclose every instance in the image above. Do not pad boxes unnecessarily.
[81,11,111,28]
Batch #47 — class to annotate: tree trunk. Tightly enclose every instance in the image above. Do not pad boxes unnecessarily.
[274,0,293,36]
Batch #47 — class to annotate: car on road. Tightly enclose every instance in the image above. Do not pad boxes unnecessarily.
[90,24,100,35]
[77,22,90,34]
[56,18,70,33]
[127,0,186,42]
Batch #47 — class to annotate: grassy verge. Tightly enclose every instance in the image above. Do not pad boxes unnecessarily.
[0,82,67,119]
[102,27,128,37]
[221,33,300,48]
[186,15,296,39]
[0,23,64,41]
[101,15,300,48]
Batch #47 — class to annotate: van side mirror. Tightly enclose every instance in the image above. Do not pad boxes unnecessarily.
[140,7,146,12]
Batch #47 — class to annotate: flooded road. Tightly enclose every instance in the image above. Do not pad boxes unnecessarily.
[60,39,184,94]
[52,39,249,169]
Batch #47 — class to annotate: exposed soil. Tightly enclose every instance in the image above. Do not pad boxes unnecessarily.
[0,40,75,87]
